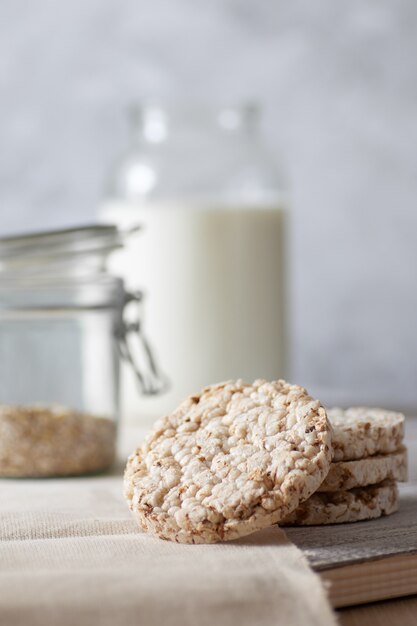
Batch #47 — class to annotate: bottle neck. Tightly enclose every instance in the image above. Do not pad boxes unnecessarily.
[128,103,260,146]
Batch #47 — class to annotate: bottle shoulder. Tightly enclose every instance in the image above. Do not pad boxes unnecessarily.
[104,131,286,204]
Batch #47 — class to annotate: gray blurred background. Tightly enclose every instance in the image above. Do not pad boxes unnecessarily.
[0,0,416,410]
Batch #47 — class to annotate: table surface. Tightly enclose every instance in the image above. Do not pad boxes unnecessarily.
[1,418,416,626]
[338,417,417,625]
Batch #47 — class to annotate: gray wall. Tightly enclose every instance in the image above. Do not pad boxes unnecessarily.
[1,0,416,409]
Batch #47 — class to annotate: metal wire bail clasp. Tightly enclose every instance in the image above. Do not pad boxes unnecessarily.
[116,290,168,396]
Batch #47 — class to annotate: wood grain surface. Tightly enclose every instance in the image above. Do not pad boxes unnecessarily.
[338,596,417,626]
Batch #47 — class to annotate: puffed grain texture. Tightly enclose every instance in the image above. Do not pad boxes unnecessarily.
[283,480,399,526]
[328,407,405,462]
[318,447,408,492]
[124,379,332,543]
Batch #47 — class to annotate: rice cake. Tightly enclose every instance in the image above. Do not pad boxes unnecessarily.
[124,379,332,543]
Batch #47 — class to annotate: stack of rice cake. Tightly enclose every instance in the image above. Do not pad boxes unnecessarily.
[124,381,408,543]
[284,407,407,525]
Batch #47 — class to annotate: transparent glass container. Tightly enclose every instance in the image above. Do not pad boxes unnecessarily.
[0,225,164,477]
[99,103,288,420]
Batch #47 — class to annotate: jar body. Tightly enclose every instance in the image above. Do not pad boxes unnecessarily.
[0,295,122,477]
[0,307,119,417]
[100,104,288,419]
[0,224,163,477]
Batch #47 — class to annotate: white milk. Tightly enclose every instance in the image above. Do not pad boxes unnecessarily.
[99,202,287,420]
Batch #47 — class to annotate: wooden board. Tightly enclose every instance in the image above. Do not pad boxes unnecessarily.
[286,483,417,607]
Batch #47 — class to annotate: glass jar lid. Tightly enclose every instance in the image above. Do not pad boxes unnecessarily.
[0,224,128,309]
[0,224,124,272]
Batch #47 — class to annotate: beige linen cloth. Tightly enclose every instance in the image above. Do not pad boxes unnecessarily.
[0,428,336,626]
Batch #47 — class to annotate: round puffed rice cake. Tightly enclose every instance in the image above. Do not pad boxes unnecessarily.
[328,407,405,462]
[124,379,332,544]
[283,480,399,526]
[318,447,408,492]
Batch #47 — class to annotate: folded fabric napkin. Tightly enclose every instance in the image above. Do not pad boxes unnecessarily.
[0,428,336,626]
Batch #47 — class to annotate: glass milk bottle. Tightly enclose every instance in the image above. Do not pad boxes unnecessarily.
[98,103,288,420]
